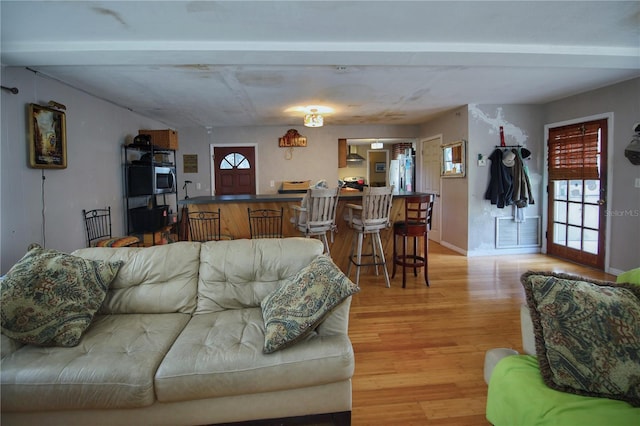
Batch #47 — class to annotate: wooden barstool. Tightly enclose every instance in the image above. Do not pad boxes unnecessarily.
[345,186,394,288]
[291,187,340,255]
[392,194,434,288]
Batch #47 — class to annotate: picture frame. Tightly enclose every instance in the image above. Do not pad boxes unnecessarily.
[28,103,67,169]
[441,140,466,178]
[375,162,386,173]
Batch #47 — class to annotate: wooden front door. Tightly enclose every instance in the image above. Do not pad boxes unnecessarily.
[213,146,256,195]
[546,119,608,269]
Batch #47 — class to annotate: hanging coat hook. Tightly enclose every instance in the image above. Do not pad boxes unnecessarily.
[1,86,19,94]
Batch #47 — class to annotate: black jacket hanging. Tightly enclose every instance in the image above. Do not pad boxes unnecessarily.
[484,148,513,208]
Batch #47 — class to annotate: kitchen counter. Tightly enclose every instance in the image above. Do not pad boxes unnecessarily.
[179,190,434,274]
[178,189,425,205]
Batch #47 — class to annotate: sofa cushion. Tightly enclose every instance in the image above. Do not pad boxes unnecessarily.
[155,307,355,403]
[521,271,640,407]
[0,313,190,411]
[72,242,201,314]
[196,238,324,314]
[0,245,122,347]
[261,255,359,353]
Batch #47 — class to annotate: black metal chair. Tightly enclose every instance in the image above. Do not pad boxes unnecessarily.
[83,207,141,247]
[188,209,222,242]
[248,207,283,238]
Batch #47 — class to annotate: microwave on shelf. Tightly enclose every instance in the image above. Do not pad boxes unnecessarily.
[127,165,176,196]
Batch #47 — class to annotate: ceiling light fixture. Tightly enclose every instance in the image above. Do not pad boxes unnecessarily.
[304,109,323,127]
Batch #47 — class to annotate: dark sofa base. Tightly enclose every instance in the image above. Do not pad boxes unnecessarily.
[213,411,351,426]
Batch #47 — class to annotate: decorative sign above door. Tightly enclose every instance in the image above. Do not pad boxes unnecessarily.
[278,129,307,147]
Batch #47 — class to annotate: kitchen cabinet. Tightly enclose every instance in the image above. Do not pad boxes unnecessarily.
[338,138,347,168]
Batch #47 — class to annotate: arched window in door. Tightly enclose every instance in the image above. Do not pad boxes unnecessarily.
[220,152,250,169]
[213,146,256,195]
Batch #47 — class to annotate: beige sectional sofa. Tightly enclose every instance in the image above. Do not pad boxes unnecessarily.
[1,238,355,426]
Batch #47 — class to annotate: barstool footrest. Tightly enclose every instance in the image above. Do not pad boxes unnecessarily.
[394,254,426,268]
[349,254,387,268]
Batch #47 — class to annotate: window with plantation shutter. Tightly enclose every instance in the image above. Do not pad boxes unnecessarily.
[547,120,605,180]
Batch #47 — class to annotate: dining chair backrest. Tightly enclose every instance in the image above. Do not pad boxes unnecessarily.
[303,187,340,234]
[83,206,141,247]
[83,207,115,246]
[248,207,284,238]
[188,209,221,242]
[359,186,394,231]
[403,194,434,229]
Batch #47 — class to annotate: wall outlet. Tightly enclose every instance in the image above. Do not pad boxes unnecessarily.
[635,177,640,188]
[270,180,275,187]
[196,182,201,190]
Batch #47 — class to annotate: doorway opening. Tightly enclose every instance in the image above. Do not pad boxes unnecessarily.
[367,149,390,187]
[420,135,442,243]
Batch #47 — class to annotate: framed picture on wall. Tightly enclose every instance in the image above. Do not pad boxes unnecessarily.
[28,103,67,169]
[375,162,386,173]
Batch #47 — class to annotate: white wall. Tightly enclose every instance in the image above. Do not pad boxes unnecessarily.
[544,77,640,273]
[175,124,419,198]
[1,67,168,273]
[2,67,637,274]
[467,104,544,255]
[416,77,639,273]
[418,106,470,253]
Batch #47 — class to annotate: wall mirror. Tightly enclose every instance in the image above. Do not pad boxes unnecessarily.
[441,140,466,178]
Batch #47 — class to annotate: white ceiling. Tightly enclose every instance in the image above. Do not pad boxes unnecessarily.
[2,1,639,129]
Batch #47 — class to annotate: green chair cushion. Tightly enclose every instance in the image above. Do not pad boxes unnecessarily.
[487,355,640,426]
[617,267,640,285]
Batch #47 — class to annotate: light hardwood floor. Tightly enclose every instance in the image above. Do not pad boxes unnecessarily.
[347,242,615,426]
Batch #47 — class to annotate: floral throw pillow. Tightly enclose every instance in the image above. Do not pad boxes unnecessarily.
[0,244,123,347]
[261,255,359,354]
[521,271,640,406]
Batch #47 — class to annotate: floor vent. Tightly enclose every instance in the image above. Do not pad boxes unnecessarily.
[496,216,541,248]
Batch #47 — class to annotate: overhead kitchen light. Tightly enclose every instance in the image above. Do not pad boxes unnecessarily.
[347,145,365,162]
[284,105,333,127]
[304,109,323,127]
[371,141,383,149]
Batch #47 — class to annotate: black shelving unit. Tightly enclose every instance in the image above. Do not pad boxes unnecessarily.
[123,144,178,245]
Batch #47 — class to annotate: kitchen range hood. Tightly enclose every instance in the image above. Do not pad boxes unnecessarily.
[346,146,365,162]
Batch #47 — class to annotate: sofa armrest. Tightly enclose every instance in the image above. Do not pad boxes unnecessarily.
[316,297,352,336]
[484,348,519,384]
[520,304,536,355]
[1,333,24,359]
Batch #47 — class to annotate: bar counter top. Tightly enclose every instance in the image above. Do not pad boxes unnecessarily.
[178,190,429,205]
[178,190,434,274]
